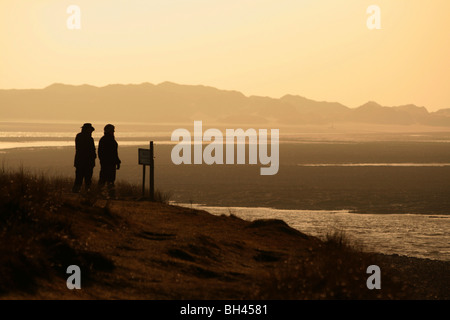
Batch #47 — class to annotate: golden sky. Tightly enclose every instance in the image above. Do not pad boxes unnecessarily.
[1,0,449,111]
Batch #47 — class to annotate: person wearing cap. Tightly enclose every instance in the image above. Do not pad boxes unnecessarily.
[72,123,97,193]
[98,124,121,198]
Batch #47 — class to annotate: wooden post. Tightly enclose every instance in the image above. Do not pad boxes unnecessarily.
[150,141,154,201]
[142,164,146,198]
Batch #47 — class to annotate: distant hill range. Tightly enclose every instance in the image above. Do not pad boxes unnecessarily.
[1,82,450,126]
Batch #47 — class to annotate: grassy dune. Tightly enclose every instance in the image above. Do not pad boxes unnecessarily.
[0,168,449,299]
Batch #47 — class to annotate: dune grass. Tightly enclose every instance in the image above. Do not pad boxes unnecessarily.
[115,180,173,203]
[251,228,380,299]
[0,167,171,294]
[0,167,72,293]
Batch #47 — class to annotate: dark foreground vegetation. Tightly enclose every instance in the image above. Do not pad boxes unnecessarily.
[0,168,449,299]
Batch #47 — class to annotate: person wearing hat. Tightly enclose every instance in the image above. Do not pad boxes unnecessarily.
[72,123,97,193]
[98,124,121,198]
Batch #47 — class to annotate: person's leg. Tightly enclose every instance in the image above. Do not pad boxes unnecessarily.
[84,167,93,192]
[107,182,116,198]
[105,166,117,198]
[98,166,107,196]
[72,168,83,193]
[98,166,106,187]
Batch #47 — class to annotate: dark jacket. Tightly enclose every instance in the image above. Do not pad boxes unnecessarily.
[74,132,96,168]
[98,134,121,166]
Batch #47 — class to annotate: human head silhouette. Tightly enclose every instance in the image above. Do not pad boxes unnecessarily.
[81,123,95,133]
[104,124,115,135]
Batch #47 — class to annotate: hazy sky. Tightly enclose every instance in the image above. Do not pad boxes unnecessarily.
[1,0,449,111]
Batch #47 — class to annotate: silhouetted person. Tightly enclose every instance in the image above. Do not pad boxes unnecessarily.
[98,124,121,198]
[72,123,96,193]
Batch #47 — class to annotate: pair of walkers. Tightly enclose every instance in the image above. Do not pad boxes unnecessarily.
[72,123,121,198]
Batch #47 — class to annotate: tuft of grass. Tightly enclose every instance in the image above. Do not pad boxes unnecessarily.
[115,180,141,198]
[115,180,172,204]
[154,189,173,204]
[324,228,353,250]
[251,227,397,299]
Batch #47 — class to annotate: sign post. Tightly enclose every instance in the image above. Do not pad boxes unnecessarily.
[142,162,146,197]
[138,143,154,200]
[150,141,154,201]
